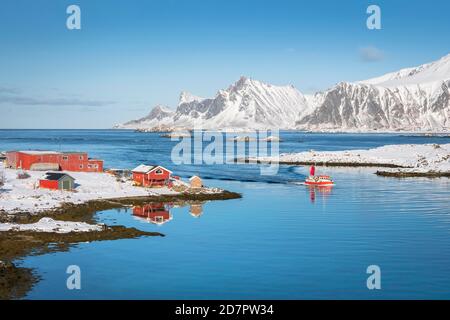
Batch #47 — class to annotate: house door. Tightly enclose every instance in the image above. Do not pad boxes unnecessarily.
[62,180,71,190]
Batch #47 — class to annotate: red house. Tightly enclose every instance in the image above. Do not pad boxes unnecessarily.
[132,164,172,187]
[133,203,173,225]
[5,151,103,172]
[39,172,75,191]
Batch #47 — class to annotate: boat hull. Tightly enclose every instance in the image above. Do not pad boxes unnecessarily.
[305,176,334,186]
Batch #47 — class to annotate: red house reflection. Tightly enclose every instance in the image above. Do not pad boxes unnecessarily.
[133,203,173,225]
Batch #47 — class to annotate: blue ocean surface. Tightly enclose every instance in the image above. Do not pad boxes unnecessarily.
[1,130,450,299]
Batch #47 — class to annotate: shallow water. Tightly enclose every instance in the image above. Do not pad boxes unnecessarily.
[1,130,449,299]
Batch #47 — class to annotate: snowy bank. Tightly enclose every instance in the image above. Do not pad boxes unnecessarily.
[0,217,102,233]
[0,163,178,214]
[245,143,450,175]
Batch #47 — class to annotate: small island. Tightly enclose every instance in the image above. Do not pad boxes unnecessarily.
[240,143,450,178]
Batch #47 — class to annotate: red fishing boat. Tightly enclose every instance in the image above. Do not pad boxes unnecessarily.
[305,175,334,186]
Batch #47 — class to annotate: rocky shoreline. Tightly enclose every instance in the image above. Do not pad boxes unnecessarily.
[0,260,36,300]
[0,190,241,224]
[239,158,406,168]
[375,170,450,178]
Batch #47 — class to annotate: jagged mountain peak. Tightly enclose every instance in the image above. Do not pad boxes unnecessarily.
[228,76,297,93]
[148,104,174,116]
[179,91,204,105]
[226,76,258,93]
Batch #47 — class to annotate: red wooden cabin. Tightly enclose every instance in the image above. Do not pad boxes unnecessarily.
[39,172,75,191]
[5,151,103,172]
[133,203,173,225]
[132,164,172,187]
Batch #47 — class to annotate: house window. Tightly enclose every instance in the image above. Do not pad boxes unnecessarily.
[62,156,68,160]
[94,164,98,169]
[79,156,83,160]
[88,164,92,169]
[79,164,83,169]
[155,169,163,175]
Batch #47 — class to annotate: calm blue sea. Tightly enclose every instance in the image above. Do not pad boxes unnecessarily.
[1,130,450,299]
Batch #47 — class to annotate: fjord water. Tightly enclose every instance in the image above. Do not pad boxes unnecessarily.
[1,130,450,299]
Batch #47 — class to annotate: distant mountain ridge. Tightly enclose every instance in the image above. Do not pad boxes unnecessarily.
[117,54,450,132]
[117,76,312,130]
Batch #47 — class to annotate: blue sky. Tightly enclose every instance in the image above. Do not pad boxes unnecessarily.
[0,0,449,128]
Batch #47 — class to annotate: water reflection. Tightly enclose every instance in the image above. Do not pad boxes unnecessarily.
[189,204,203,218]
[132,202,205,225]
[132,202,173,225]
[308,185,333,203]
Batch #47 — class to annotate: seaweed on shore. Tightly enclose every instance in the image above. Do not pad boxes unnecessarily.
[0,261,36,300]
[238,158,406,168]
[375,170,450,178]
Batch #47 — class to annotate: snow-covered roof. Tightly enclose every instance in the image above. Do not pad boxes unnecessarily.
[132,164,173,174]
[189,175,201,181]
[16,151,91,155]
[19,150,61,155]
[42,172,75,181]
[132,164,156,173]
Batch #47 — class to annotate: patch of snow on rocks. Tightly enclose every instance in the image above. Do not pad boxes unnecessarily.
[0,217,102,233]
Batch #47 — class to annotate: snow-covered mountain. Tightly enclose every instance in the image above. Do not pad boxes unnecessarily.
[118,54,450,132]
[117,104,175,129]
[297,54,450,131]
[118,77,311,130]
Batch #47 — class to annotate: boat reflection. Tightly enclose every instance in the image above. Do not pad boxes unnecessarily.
[308,185,333,203]
[132,202,205,225]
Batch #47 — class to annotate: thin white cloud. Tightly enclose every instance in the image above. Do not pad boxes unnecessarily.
[0,86,114,107]
[0,86,20,94]
[359,46,385,62]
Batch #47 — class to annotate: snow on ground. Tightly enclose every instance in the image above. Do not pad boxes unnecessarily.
[0,163,179,214]
[253,143,450,173]
[0,217,102,233]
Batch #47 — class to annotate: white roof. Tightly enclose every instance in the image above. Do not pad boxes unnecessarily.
[189,175,201,181]
[132,164,156,173]
[19,150,61,155]
[132,164,172,174]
